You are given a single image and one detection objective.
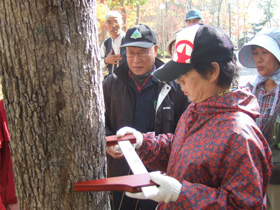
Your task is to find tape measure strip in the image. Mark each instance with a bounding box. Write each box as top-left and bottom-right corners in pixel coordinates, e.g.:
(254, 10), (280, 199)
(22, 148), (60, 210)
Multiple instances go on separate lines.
(118, 140), (159, 198)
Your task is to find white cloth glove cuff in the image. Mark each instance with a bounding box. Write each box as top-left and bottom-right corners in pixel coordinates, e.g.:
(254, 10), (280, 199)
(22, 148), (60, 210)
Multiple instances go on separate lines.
(168, 179), (181, 202)
(150, 172), (182, 203)
(125, 172), (182, 203)
(116, 126), (143, 149)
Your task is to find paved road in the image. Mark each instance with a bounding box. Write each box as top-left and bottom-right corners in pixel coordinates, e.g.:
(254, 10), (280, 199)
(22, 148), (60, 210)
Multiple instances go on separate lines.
(238, 64), (258, 86)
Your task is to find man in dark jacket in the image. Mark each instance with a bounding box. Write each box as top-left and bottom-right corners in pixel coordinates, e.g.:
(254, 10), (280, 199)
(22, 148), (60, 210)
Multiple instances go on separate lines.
(103, 24), (190, 210)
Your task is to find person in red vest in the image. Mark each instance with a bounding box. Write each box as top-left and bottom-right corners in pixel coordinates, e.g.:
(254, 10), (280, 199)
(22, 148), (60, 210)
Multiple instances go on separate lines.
(0, 99), (18, 210)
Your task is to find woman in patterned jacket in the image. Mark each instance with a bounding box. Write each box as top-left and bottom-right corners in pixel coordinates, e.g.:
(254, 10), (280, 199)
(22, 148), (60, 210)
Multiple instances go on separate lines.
(115, 25), (273, 209)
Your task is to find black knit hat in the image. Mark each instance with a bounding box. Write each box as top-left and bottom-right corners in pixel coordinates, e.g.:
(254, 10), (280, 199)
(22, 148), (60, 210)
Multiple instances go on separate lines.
(121, 24), (157, 49)
(153, 24), (234, 82)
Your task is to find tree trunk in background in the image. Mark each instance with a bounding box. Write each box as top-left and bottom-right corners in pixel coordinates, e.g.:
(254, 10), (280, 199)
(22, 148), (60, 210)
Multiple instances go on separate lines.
(121, 7), (127, 31)
(228, 2), (231, 38)
(136, 5), (140, 25)
(0, 0), (109, 209)
(217, 0), (223, 27)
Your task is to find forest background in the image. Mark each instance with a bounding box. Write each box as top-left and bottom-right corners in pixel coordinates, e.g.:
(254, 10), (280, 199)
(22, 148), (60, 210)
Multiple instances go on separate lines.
(97, 0), (280, 59)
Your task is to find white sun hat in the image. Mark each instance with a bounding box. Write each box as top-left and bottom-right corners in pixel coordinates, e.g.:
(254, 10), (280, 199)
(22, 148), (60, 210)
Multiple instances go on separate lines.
(238, 28), (280, 68)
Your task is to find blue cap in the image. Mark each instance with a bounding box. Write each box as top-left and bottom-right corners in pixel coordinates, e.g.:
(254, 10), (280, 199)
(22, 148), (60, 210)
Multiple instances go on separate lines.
(185, 10), (202, 21)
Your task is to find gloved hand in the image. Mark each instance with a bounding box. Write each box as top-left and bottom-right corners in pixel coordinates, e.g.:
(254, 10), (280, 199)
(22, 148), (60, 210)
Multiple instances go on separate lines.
(126, 172), (182, 203)
(106, 145), (124, 159)
(116, 126), (143, 149)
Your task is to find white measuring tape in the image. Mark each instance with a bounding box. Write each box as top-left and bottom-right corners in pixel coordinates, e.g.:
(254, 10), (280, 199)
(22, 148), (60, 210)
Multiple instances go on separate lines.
(118, 140), (159, 198)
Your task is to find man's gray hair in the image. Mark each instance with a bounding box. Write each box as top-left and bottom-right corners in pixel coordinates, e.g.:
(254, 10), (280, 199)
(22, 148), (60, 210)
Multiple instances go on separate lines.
(105, 11), (123, 24)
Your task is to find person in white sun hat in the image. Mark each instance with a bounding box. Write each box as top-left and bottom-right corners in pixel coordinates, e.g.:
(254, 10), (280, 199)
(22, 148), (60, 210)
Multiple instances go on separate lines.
(114, 24), (272, 209)
(238, 27), (280, 210)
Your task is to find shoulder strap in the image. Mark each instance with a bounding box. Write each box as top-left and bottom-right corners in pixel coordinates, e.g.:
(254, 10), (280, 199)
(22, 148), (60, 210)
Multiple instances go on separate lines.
(104, 37), (114, 55)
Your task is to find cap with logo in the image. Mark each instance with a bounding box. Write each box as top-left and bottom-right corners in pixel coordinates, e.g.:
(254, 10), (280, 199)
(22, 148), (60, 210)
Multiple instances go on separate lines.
(185, 10), (202, 21)
(153, 24), (234, 82)
(121, 24), (157, 49)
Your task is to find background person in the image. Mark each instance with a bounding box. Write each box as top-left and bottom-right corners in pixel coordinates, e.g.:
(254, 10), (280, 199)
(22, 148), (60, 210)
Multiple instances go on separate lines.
(116, 24), (272, 209)
(238, 27), (280, 210)
(100, 11), (126, 78)
(166, 29), (182, 57)
(185, 9), (203, 27)
(103, 24), (189, 210)
(165, 9), (203, 58)
(0, 99), (18, 210)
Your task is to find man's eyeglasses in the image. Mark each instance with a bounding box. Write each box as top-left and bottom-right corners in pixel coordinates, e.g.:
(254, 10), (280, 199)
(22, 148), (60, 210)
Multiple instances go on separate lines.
(126, 49), (152, 58)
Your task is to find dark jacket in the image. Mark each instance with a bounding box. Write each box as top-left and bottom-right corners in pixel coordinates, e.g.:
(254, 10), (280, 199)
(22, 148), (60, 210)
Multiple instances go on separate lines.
(104, 36), (126, 76)
(103, 58), (190, 177)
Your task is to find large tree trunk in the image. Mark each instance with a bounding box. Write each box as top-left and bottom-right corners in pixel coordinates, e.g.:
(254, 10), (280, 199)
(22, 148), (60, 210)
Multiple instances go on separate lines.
(0, 0), (109, 209)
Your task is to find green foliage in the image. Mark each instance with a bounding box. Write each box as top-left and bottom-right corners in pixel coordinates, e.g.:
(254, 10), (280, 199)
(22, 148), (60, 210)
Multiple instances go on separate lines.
(97, 4), (109, 27)
(251, 21), (267, 34)
(257, 0), (275, 26)
(246, 0), (276, 37)
(109, 0), (149, 9)
(238, 36), (250, 49)
(97, 0), (280, 50)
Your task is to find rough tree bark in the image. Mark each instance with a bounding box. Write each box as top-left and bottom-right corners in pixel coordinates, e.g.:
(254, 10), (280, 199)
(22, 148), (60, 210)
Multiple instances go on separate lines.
(0, 0), (109, 209)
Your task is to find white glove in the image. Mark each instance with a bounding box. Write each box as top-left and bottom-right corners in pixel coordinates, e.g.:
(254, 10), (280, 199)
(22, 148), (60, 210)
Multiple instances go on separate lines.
(116, 126), (143, 149)
(126, 172), (182, 203)
(106, 145), (124, 159)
